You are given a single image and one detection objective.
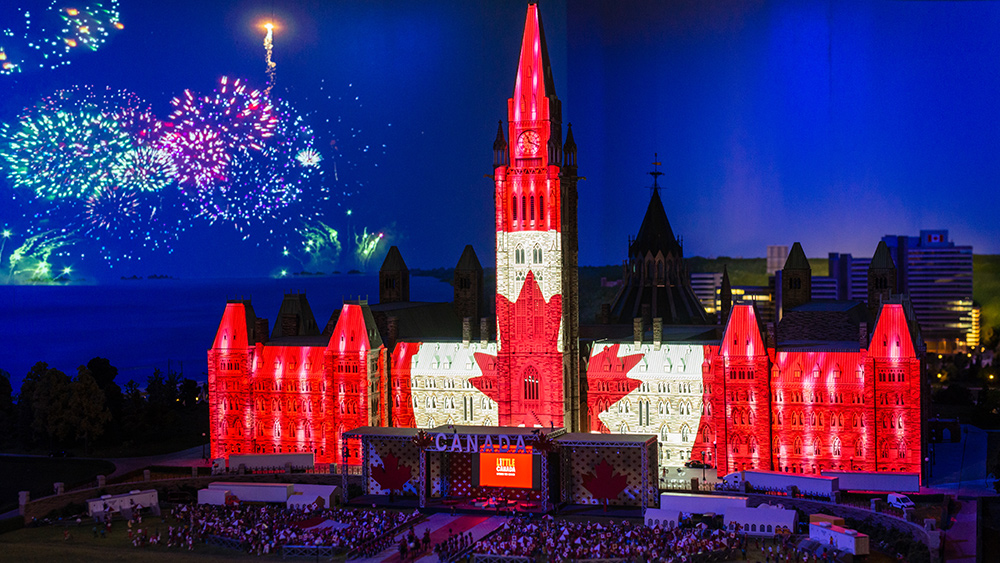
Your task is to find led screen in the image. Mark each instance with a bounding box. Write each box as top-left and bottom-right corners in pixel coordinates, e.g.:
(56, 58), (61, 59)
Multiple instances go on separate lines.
(478, 450), (534, 489)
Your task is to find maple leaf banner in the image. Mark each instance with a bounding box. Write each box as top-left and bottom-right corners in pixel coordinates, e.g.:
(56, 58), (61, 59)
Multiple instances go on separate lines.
(585, 343), (645, 433)
(582, 458), (629, 501)
(370, 452), (414, 493)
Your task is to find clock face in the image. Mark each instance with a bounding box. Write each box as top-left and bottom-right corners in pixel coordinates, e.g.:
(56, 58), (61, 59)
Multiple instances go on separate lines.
(517, 130), (541, 156)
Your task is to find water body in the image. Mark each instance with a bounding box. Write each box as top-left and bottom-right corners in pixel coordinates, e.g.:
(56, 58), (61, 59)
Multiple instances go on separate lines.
(0, 274), (453, 392)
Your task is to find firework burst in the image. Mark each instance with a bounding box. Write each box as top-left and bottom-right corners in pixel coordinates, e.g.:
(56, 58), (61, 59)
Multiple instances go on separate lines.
(84, 184), (139, 230)
(0, 1), (123, 75)
(111, 146), (177, 193)
(0, 108), (133, 200)
(182, 96), (323, 237)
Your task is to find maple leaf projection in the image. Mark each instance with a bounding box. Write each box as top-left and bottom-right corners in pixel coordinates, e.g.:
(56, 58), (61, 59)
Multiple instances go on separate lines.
(370, 452), (413, 492)
(586, 343), (645, 432)
(582, 458), (629, 501)
(390, 342), (422, 427)
(472, 271), (564, 426)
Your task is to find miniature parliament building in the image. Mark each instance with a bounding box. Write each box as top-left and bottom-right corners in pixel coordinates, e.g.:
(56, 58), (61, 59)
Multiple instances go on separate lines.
(208, 4), (924, 496)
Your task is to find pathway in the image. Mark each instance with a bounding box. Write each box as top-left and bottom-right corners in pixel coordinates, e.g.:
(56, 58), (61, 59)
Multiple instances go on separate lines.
(354, 513), (508, 563)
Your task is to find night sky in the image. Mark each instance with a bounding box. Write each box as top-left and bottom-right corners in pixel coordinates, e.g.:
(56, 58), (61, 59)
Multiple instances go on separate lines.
(1, 0), (997, 280)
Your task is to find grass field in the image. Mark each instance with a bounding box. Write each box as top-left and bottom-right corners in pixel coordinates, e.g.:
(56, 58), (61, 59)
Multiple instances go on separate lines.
(0, 516), (258, 563)
(974, 254), (1000, 336)
(0, 457), (116, 515)
(0, 515), (895, 563)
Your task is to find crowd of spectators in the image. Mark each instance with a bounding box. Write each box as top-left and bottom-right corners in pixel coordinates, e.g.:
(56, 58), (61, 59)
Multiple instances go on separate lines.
(472, 516), (741, 562)
(130, 503), (419, 555)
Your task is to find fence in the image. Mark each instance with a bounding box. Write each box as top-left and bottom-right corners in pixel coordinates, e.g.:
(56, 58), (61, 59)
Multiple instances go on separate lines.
(472, 555), (532, 563)
(204, 534), (244, 551)
(345, 513), (425, 560)
(282, 545), (338, 559)
(658, 478), (719, 492)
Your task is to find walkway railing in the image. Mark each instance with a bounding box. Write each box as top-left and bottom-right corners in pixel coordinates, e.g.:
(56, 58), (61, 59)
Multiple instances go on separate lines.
(282, 545), (337, 559)
(472, 555), (532, 563)
(345, 512), (426, 559)
(204, 534), (243, 551)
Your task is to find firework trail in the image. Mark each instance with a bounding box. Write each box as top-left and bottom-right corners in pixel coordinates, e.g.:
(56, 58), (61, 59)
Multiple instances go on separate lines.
(354, 227), (384, 271)
(264, 23), (277, 97)
(6, 229), (76, 283)
(292, 221), (342, 271)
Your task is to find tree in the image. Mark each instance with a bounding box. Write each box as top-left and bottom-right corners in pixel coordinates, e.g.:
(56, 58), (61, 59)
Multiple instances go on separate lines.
(86, 357), (122, 422)
(0, 370), (14, 445)
(68, 367), (111, 454)
(30, 364), (74, 445)
(179, 378), (200, 408)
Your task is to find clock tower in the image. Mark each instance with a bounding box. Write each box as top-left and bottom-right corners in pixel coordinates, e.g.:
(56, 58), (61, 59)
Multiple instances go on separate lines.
(492, 3), (580, 430)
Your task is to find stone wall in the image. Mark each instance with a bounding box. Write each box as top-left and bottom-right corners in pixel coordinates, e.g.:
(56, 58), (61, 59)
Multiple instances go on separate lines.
(742, 493), (941, 561)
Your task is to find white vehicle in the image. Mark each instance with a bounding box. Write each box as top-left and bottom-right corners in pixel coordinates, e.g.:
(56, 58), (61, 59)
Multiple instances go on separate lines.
(809, 522), (869, 555)
(722, 470), (839, 498)
(208, 482), (294, 503)
(820, 470), (920, 493)
(887, 493), (916, 510)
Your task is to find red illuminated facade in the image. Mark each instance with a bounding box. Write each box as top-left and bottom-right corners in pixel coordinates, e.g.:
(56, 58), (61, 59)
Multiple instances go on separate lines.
(481, 3), (581, 429)
(208, 298), (386, 465)
(210, 3), (924, 479)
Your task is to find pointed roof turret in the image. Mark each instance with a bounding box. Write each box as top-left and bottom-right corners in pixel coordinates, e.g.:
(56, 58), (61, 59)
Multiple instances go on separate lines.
(563, 122), (576, 151)
(783, 242), (810, 271)
(493, 121), (507, 151)
(380, 246), (408, 273)
(456, 244), (482, 271)
(630, 185), (681, 258)
(870, 240), (896, 270)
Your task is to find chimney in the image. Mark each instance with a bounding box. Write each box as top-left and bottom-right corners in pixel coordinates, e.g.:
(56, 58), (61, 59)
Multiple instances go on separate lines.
(600, 303), (611, 325)
(765, 323), (776, 348)
(653, 318), (663, 349)
(859, 323), (868, 348)
(387, 316), (399, 350)
(480, 317), (490, 346)
(254, 318), (270, 344)
(633, 317), (643, 346)
(462, 317), (471, 346)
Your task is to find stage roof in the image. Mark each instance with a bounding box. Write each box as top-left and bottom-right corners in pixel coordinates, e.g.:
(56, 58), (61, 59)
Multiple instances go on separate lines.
(556, 432), (656, 445)
(427, 425), (564, 437)
(342, 425), (566, 439)
(343, 427), (421, 438)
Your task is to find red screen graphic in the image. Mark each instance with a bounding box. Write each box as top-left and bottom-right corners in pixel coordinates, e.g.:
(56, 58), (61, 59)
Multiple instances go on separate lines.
(479, 450), (533, 489)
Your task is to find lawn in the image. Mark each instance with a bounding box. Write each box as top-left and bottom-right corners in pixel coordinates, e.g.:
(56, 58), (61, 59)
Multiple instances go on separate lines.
(974, 254), (1000, 336)
(0, 516), (284, 562)
(0, 457), (116, 515)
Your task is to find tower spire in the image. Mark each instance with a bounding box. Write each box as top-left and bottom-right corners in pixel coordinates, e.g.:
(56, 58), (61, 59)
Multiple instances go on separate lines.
(649, 153), (663, 193)
(512, 3), (557, 123)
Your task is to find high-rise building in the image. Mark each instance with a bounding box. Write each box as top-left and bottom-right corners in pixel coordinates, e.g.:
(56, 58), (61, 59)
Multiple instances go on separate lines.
(767, 245), (789, 276)
(830, 230), (973, 353)
(884, 231), (973, 353)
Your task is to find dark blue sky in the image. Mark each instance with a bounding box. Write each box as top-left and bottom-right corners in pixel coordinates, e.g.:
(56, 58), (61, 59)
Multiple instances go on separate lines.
(1, 0), (997, 278)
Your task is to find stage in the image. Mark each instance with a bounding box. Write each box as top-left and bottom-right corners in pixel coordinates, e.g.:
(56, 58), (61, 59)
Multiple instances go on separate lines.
(342, 425), (659, 511)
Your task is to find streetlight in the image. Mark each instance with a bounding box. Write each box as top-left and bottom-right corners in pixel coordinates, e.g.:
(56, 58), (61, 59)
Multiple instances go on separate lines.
(202, 432), (207, 462)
